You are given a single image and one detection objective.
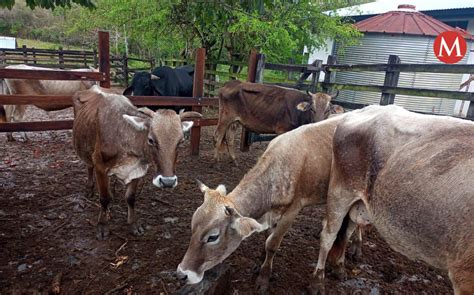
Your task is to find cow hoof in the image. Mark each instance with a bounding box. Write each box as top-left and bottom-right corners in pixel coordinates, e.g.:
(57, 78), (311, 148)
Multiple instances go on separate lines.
(332, 266), (347, 281)
(96, 224), (110, 240)
(7, 136), (15, 142)
(255, 274), (270, 294)
(130, 223), (145, 236)
(348, 243), (363, 262)
(307, 282), (325, 295)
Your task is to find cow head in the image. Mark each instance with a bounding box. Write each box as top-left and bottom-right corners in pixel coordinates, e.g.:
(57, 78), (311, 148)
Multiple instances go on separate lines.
(123, 72), (159, 96)
(177, 180), (265, 284)
(122, 108), (201, 188)
(296, 90), (339, 122)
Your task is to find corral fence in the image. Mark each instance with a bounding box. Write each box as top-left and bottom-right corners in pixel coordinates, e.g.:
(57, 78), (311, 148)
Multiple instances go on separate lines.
(236, 53), (474, 151)
(0, 45), (97, 69)
(0, 45), (157, 87)
(0, 32), (262, 156)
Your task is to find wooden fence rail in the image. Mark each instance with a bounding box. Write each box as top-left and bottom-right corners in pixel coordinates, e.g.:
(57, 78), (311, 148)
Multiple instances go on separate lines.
(0, 33), (237, 156)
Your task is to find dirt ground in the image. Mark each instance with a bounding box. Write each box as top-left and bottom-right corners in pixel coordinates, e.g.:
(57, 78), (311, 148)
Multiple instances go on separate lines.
(0, 106), (452, 294)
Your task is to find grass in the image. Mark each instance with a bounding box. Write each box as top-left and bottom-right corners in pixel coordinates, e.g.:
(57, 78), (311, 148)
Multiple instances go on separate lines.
(16, 38), (88, 51)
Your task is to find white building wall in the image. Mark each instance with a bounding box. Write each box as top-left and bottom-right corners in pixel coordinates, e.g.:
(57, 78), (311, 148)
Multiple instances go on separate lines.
(454, 19), (474, 117)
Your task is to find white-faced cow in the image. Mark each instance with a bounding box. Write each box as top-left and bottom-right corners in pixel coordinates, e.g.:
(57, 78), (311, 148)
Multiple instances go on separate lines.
(1, 64), (97, 141)
(73, 85), (201, 239)
(177, 114), (362, 293)
(214, 80), (340, 163)
(311, 105), (474, 295)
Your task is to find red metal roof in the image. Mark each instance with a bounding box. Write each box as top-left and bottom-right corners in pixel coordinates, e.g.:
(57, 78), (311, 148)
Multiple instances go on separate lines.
(354, 5), (473, 39)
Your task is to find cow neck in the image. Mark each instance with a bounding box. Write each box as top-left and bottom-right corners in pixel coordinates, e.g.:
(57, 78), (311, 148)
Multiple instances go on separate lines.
(227, 157), (280, 219)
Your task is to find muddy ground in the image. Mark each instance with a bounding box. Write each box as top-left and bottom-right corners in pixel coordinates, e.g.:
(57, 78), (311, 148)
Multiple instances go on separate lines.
(0, 106), (452, 294)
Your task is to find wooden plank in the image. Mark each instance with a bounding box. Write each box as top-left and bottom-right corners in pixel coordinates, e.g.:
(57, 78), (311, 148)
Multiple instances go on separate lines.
(190, 48), (206, 156)
(129, 96), (219, 107)
(0, 118), (217, 132)
(322, 55), (337, 95)
(327, 63), (474, 74)
(0, 48), (95, 55)
(0, 94), (219, 106)
(0, 69), (105, 81)
(240, 50), (260, 152)
(0, 120), (73, 132)
(380, 55), (401, 105)
(324, 82), (474, 101)
(98, 31), (111, 88)
(265, 63), (321, 72)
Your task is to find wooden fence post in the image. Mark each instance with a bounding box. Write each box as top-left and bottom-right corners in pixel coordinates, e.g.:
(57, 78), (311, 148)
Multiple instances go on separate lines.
(323, 55), (337, 94)
(310, 60), (323, 93)
(467, 103), (474, 119)
(32, 48), (37, 65)
(122, 53), (129, 87)
(93, 49), (98, 68)
(190, 48), (206, 156)
(98, 31), (111, 88)
(58, 47), (64, 69)
(22, 45), (27, 64)
(380, 55), (401, 105)
(239, 50), (259, 152)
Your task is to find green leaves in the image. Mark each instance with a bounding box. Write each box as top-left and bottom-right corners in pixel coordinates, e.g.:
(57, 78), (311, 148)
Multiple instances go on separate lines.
(1, 0), (96, 10)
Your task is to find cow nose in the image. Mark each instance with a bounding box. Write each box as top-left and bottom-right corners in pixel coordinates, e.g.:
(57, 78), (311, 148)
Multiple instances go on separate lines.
(153, 175), (178, 188)
(176, 265), (188, 282)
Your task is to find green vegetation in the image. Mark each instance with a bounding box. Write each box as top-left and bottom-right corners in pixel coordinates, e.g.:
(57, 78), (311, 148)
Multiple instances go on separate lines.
(17, 38), (84, 50)
(1, 0), (369, 65)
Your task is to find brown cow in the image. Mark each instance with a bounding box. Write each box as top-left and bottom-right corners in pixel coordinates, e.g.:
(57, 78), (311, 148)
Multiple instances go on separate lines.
(311, 105), (474, 295)
(1, 64), (97, 141)
(177, 114), (361, 293)
(214, 80), (339, 162)
(73, 85), (201, 239)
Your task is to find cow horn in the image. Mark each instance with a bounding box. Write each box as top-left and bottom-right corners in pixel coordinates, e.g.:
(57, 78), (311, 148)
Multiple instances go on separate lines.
(137, 107), (155, 117)
(330, 90), (339, 99)
(306, 89), (314, 96)
(151, 74), (160, 80)
(179, 111), (202, 120)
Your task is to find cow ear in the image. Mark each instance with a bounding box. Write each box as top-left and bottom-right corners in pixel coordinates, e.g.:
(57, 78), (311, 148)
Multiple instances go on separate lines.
(231, 216), (264, 238)
(296, 101), (311, 112)
(215, 184), (227, 196)
(123, 87), (133, 95)
(182, 121), (194, 133)
(123, 114), (149, 131)
(196, 179), (209, 193)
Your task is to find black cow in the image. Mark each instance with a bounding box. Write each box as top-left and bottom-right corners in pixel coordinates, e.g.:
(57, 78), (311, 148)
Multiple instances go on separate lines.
(123, 65), (194, 112)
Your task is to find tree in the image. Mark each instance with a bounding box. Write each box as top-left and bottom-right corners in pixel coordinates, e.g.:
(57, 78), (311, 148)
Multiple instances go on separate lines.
(1, 0), (95, 10)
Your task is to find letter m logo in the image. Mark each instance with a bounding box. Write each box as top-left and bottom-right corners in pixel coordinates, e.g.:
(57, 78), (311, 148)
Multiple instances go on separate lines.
(433, 31), (467, 64)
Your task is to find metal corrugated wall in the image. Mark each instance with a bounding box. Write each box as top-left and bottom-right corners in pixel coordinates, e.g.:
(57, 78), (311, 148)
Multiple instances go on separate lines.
(334, 34), (468, 114)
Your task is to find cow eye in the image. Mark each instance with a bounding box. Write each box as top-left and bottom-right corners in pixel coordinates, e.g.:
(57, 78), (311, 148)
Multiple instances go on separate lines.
(147, 137), (155, 146)
(207, 234), (219, 244)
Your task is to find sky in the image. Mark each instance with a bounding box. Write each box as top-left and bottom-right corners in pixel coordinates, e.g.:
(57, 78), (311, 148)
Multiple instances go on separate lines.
(336, 0), (474, 16)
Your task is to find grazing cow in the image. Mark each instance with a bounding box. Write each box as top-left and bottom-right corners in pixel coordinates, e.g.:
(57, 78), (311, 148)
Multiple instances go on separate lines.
(73, 85), (201, 239)
(1, 64), (97, 141)
(177, 114), (362, 293)
(123, 65), (194, 112)
(214, 80), (339, 162)
(311, 105), (474, 295)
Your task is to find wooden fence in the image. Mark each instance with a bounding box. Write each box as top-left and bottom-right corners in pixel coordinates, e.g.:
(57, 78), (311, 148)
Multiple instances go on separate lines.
(237, 53), (474, 150)
(0, 32), (262, 156)
(0, 45), (97, 69)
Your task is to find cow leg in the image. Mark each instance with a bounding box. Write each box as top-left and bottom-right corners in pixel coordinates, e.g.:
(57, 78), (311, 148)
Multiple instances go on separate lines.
(310, 189), (358, 294)
(327, 217), (358, 280)
(348, 226), (364, 261)
(95, 166), (111, 240)
(255, 206), (302, 294)
(125, 178), (144, 236)
(225, 122), (239, 164)
(213, 116), (235, 162)
(86, 166), (95, 198)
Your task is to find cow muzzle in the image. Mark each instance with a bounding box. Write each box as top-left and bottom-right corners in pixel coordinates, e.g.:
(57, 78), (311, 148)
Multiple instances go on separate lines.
(176, 264), (203, 285)
(153, 175), (178, 188)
